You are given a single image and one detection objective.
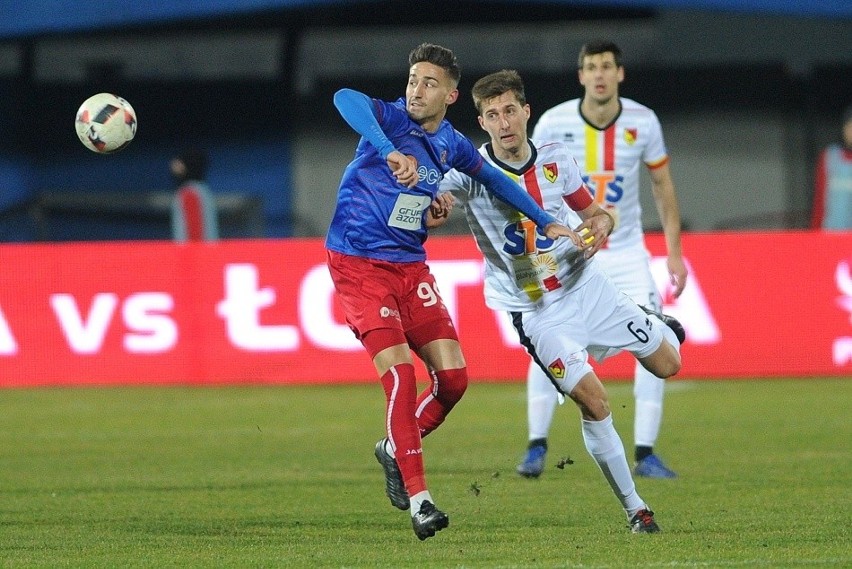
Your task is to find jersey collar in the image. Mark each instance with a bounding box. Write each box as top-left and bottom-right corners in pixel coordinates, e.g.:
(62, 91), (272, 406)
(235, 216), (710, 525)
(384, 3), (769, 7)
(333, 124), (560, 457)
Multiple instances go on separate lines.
(484, 139), (538, 175)
(578, 98), (623, 131)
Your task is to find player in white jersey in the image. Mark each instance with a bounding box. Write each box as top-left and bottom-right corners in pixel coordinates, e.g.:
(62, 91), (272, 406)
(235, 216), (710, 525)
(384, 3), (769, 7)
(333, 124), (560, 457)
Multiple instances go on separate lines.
(519, 40), (689, 479)
(434, 69), (683, 533)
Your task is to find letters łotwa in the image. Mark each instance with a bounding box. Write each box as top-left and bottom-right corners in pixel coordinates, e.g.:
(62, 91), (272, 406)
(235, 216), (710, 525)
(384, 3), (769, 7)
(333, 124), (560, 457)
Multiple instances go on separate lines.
(0, 234), (849, 386)
(0, 259), (488, 356)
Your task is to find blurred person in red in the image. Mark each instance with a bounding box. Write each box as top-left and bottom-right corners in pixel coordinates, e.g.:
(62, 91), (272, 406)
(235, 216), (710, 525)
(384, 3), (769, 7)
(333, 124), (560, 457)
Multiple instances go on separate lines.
(812, 104), (852, 230)
(170, 148), (219, 241)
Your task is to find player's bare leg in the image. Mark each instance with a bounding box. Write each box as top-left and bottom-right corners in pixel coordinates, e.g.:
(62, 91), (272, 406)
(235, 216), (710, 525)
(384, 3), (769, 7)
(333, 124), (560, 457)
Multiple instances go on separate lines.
(569, 371), (660, 532)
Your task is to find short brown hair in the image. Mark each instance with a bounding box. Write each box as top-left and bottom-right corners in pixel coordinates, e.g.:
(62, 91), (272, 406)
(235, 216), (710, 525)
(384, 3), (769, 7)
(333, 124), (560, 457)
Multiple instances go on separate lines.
(408, 43), (461, 84)
(578, 40), (623, 69)
(471, 69), (526, 115)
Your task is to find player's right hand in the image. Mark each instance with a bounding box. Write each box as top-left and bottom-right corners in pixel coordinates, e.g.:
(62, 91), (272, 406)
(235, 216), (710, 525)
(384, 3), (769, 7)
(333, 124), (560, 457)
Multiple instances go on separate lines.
(387, 151), (418, 188)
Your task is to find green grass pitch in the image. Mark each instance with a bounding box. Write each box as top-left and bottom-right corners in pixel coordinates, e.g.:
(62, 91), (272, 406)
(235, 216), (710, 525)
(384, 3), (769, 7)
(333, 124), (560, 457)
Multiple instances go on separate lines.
(0, 377), (849, 568)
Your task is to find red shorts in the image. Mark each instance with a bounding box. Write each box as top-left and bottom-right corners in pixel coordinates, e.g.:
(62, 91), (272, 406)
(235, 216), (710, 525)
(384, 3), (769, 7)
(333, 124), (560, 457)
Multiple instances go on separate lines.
(327, 250), (458, 348)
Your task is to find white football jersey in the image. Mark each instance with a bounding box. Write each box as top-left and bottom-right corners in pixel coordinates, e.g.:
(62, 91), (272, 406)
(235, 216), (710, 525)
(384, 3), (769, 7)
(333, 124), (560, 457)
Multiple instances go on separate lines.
(440, 140), (597, 312)
(532, 97), (668, 250)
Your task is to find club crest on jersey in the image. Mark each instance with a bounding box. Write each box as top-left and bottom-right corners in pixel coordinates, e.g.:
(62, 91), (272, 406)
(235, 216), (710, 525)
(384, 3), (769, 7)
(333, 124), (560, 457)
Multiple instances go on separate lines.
(547, 358), (566, 379)
(624, 128), (638, 145)
(440, 150), (448, 165)
(542, 162), (558, 183)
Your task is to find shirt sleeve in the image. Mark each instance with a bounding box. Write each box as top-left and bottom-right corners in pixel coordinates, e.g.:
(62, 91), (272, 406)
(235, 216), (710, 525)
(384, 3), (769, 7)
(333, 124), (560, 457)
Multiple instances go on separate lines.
(471, 161), (557, 229)
(439, 168), (464, 195)
(333, 88), (396, 159)
(562, 155), (594, 211)
(642, 110), (669, 166)
(563, 185), (594, 211)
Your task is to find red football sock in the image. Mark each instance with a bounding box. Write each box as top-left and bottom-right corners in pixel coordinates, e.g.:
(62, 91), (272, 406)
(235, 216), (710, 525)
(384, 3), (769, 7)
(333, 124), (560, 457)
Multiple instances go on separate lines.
(416, 367), (468, 438)
(380, 363), (426, 496)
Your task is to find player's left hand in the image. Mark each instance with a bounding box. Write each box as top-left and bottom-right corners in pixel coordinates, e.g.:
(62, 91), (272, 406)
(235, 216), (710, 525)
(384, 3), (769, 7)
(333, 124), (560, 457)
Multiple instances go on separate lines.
(574, 211), (613, 258)
(425, 192), (455, 229)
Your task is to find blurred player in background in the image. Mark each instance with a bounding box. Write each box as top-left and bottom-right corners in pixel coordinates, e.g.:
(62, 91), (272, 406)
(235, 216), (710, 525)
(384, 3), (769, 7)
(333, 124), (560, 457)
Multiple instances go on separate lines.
(811, 103), (852, 229)
(437, 69), (683, 532)
(518, 39), (688, 479)
(326, 43), (574, 541)
(170, 148), (219, 242)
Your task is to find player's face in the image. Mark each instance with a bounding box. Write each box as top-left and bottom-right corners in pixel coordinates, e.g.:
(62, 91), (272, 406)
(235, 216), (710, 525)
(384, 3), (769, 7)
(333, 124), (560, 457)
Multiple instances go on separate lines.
(578, 52), (624, 105)
(477, 91), (531, 159)
(843, 120), (852, 149)
(406, 62), (459, 133)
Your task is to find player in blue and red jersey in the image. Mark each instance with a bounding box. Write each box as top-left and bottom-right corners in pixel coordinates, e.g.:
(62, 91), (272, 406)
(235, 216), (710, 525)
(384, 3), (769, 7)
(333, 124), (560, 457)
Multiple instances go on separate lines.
(325, 43), (579, 541)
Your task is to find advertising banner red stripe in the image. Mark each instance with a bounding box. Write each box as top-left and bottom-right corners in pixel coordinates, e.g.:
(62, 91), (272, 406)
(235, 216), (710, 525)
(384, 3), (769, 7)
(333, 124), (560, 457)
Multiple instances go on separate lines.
(1, 232), (850, 387)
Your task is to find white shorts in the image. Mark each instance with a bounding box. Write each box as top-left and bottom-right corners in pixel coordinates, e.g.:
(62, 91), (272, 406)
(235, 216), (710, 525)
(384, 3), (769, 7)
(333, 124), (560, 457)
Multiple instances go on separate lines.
(511, 268), (665, 394)
(595, 245), (661, 312)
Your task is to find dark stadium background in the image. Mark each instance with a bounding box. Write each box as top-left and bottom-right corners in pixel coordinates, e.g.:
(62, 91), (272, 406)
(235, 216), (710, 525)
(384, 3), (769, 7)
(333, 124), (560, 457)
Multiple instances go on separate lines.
(0, 0), (850, 241)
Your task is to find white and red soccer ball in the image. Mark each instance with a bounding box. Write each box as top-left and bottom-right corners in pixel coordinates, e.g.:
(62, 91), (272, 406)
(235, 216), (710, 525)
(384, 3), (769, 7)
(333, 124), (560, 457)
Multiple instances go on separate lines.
(75, 93), (137, 154)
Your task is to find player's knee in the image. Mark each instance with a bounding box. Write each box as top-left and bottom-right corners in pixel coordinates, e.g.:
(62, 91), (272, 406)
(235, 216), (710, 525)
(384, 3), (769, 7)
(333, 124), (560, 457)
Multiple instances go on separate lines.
(657, 344), (681, 377)
(641, 342), (681, 378)
(434, 367), (468, 408)
(667, 353), (682, 377)
(568, 372), (610, 421)
(574, 396), (610, 421)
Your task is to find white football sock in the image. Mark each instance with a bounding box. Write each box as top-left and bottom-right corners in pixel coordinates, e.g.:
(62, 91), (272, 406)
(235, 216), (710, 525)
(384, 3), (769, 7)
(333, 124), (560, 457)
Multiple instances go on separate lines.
(409, 490), (433, 516)
(527, 363), (560, 440)
(384, 438), (396, 459)
(581, 414), (645, 514)
(633, 363), (664, 448)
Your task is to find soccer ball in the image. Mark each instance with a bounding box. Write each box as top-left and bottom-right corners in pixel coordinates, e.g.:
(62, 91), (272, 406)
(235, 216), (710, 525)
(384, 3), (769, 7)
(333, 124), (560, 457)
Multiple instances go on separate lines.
(75, 93), (137, 154)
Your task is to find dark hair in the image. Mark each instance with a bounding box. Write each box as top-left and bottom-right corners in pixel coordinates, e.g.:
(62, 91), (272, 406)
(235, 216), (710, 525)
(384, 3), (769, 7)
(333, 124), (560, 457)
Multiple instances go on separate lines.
(578, 40), (623, 69)
(408, 43), (461, 84)
(471, 69), (526, 115)
(177, 148), (208, 181)
(844, 103), (852, 125)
